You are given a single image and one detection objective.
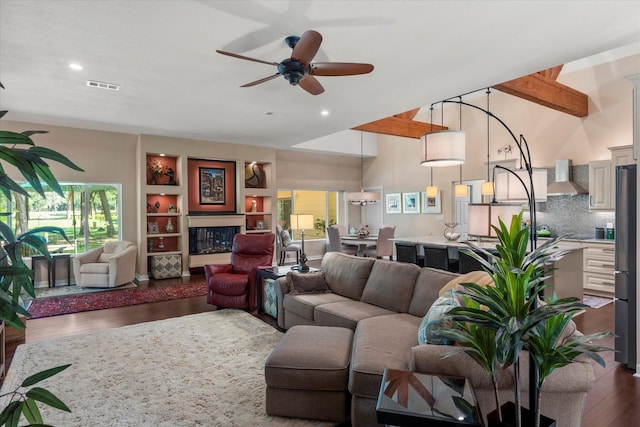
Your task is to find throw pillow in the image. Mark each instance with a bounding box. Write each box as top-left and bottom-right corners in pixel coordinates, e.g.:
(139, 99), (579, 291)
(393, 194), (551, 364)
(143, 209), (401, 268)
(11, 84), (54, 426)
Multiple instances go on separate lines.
(280, 229), (292, 247)
(286, 271), (329, 295)
(98, 253), (115, 263)
(418, 289), (460, 345)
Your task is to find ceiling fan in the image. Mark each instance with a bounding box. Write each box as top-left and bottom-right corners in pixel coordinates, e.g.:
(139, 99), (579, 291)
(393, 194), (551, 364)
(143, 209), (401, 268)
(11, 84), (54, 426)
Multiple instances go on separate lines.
(216, 30), (374, 95)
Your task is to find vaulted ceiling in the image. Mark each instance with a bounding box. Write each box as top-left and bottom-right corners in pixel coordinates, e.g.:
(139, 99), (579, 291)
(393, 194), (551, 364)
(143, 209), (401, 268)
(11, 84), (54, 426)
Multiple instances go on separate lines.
(0, 1), (638, 151)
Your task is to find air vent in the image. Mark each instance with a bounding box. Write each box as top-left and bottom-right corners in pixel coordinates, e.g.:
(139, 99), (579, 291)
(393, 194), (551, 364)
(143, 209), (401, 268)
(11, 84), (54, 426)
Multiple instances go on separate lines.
(86, 80), (120, 91)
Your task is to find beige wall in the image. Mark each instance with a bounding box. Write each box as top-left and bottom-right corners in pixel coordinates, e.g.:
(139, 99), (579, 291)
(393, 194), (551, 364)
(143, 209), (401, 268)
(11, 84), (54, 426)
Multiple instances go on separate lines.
(366, 54), (639, 239)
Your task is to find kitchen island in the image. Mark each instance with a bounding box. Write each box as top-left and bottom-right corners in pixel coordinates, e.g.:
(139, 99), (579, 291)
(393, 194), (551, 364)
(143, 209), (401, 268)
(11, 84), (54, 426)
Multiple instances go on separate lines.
(391, 236), (584, 301)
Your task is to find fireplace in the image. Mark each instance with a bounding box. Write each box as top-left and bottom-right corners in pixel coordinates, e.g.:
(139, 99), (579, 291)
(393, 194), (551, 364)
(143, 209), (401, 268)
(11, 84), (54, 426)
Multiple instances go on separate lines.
(189, 226), (240, 255)
(187, 215), (245, 268)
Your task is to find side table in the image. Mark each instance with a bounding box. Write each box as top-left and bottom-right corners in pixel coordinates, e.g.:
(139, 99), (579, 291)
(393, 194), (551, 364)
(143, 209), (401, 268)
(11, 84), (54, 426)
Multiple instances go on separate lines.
(376, 368), (482, 427)
(30, 254), (72, 288)
(256, 266), (320, 316)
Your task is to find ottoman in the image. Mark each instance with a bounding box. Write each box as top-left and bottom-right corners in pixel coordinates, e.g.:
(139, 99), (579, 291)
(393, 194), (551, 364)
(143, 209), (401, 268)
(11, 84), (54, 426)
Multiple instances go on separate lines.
(264, 325), (354, 422)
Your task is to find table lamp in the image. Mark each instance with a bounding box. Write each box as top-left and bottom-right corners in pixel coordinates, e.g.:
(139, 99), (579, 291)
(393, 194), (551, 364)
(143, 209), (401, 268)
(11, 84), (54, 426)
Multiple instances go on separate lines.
(290, 214), (314, 272)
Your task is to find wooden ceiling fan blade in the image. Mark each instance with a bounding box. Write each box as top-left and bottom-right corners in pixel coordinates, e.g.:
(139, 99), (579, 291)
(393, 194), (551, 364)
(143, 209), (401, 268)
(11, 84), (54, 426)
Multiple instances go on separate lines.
(299, 75), (324, 95)
(291, 30), (322, 66)
(241, 73), (281, 87)
(310, 62), (374, 76)
(216, 50), (279, 66)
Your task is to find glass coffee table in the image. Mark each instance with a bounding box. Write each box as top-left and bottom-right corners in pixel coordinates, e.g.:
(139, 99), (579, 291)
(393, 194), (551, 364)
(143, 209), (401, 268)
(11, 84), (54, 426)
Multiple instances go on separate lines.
(376, 368), (482, 427)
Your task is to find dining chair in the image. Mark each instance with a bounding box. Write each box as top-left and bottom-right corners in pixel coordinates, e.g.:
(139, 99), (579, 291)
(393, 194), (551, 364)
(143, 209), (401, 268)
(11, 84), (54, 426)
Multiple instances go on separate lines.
(276, 224), (301, 266)
(458, 249), (489, 273)
(394, 242), (424, 267)
(326, 225), (357, 255)
(364, 225), (395, 260)
(421, 243), (450, 271)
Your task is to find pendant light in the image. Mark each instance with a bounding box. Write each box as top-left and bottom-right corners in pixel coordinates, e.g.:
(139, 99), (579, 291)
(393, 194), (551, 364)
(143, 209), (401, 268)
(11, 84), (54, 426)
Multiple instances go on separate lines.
(424, 106), (439, 197)
(481, 88), (495, 197)
(420, 102), (465, 167)
(345, 132), (381, 205)
(453, 100), (468, 197)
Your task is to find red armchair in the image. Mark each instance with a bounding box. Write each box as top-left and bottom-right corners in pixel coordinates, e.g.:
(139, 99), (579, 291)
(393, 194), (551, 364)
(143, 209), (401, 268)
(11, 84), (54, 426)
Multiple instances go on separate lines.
(204, 233), (275, 309)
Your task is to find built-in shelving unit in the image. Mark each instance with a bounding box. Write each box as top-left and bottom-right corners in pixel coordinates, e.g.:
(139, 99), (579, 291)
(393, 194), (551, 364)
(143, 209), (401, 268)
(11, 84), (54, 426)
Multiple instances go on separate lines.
(137, 143), (277, 280)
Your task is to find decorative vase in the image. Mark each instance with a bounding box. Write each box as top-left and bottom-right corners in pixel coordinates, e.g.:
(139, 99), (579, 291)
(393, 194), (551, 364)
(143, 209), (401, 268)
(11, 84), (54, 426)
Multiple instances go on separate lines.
(487, 402), (557, 427)
(357, 227), (369, 238)
(444, 222), (460, 241)
(165, 218), (175, 233)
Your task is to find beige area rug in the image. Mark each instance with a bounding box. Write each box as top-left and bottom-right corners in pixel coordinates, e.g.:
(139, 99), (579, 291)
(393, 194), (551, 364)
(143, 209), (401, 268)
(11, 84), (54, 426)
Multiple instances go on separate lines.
(1, 310), (333, 427)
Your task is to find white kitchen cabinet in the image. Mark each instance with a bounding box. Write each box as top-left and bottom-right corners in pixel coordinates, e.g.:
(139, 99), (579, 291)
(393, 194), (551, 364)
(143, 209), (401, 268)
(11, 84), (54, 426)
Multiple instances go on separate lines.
(588, 160), (613, 211)
(610, 145), (636, 167)
(583, 243), (616, 297)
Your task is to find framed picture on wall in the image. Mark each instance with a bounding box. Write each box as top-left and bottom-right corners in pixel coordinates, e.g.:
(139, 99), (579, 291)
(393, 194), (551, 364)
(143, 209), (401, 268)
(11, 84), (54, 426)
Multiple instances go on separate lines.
(402, 192), (420, 214)
(386, 193), (401, 214)
(422, 191), (442, 214)
(199, 167), (226, 205)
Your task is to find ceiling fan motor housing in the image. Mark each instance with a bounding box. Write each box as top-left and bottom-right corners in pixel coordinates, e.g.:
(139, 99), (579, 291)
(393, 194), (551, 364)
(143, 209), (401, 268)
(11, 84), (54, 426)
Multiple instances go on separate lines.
(277, 59), (308, 86)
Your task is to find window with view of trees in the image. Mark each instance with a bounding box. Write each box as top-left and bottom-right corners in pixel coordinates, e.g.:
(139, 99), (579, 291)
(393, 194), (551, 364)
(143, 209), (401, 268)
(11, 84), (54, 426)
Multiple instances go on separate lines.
(277, 189), (340, 240)
(0, 183), (121, 255)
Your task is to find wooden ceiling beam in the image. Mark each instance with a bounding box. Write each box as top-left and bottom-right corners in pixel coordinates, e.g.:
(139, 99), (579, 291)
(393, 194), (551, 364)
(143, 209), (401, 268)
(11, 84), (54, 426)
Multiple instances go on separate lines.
(493, 70), (588, 117)
(352, 116), (446, 139)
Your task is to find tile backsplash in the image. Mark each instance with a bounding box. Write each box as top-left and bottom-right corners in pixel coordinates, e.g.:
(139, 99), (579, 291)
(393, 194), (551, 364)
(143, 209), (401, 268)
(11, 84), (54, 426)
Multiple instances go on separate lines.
(536, 164), (615, 239)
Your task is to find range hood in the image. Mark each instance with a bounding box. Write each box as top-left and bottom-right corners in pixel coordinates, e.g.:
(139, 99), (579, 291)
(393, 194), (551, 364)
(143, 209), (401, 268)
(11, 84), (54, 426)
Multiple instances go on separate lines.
(547, 159), (586, 196)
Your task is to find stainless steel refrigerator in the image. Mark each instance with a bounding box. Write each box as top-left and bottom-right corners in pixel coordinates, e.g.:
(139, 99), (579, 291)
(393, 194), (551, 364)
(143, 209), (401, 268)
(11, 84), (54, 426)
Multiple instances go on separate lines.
(615, 164), (637, 369)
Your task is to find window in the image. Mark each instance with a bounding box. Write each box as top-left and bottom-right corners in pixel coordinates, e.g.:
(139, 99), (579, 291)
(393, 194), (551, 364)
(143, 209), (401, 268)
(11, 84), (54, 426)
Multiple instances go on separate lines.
(277, 190), (340, 240)
(0, 183), (122, 254)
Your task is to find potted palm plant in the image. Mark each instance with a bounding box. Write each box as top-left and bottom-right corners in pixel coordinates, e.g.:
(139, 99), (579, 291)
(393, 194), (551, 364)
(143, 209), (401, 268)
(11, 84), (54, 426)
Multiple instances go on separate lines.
(0, 82), (84, 424)
(440, 212), (612, 427)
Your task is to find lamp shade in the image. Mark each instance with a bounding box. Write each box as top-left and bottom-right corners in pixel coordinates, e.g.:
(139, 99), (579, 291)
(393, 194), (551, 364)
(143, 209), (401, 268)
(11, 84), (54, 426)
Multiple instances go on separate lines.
(494, 168), (547, 202)
(455, 183), (468, 197)
(481, 181), (494, 196)
(468, 203), (522, 237)
(345, 191), (381, 205)
(290, 214), (314, 230)
(420, 130), (466, 167)
(426, 185), (439, 198)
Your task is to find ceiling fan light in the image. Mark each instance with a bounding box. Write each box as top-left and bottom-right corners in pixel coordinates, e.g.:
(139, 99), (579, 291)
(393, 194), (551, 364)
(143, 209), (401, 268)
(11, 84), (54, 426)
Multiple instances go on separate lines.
(420, 130), (466, 167)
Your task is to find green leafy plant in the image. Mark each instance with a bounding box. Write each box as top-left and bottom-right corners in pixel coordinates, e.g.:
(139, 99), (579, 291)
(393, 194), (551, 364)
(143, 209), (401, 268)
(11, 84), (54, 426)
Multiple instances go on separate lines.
(440, 212), (612, 427)
(1, 82), (83, 425)
(313, 218), (336, 232)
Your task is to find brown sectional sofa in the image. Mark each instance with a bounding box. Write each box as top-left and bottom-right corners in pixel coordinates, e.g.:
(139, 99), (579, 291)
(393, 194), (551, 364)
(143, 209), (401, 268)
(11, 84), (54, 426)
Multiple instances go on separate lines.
(274, 251), (595, 427)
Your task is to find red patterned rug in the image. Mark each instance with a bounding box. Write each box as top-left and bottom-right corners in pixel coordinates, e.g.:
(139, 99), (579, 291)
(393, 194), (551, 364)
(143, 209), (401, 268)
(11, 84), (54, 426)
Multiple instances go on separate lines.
(27, 283), (208, 319)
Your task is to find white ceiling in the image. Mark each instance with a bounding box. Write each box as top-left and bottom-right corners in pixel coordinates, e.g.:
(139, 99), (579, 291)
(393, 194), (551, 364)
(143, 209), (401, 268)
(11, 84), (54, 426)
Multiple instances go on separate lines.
(1, 1), (639, 152)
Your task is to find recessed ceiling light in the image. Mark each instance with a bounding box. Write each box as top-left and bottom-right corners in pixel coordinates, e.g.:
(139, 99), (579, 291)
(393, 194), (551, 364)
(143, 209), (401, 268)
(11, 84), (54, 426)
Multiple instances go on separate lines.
(321, 110), (329, 116)
(69, 63), (83, 71)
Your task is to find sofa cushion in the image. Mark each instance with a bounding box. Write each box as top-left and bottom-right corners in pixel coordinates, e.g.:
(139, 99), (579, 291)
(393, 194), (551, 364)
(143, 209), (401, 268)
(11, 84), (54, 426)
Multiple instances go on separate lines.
(349, 313), (422, 398)
(408, 267), (460, 317)
(98, 253), (116, 263)
(321, 252), (375, 300)
(283, 292), (351, 325)
(360, 260), (420, 313)
(314, 300), (396, 330)
(286, 271), (329, 295)
(418, 289), (460, 345)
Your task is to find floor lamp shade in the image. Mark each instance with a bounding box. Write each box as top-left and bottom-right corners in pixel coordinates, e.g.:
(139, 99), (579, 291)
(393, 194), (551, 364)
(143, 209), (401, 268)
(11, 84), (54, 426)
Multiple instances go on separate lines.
(494, 168), (547, 202)
(420, 130), (465, 167)
(290, 214), (314, 231)
(468, 204), (522, 237)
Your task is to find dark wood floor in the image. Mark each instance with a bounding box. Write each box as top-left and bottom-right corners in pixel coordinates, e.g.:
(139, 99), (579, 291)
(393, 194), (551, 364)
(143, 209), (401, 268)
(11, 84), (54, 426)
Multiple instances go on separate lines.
(4, 267), (639, 426)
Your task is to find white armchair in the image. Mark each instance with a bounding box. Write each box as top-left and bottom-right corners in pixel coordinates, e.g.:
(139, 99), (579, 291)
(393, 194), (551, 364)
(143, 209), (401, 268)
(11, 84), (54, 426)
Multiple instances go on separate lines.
(73, 241), (137, 288)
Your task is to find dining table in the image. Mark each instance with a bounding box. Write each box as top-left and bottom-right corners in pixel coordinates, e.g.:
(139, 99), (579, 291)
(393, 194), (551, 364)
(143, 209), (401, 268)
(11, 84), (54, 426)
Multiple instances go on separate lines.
(340, 235), (378, 257)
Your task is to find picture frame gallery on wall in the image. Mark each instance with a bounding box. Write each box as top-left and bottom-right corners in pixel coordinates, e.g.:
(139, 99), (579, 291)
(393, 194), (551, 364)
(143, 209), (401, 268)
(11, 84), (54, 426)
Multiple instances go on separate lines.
(402, 192), (420, 214)
(422, 191), (442, 214)
(385, 193), (401, 214)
